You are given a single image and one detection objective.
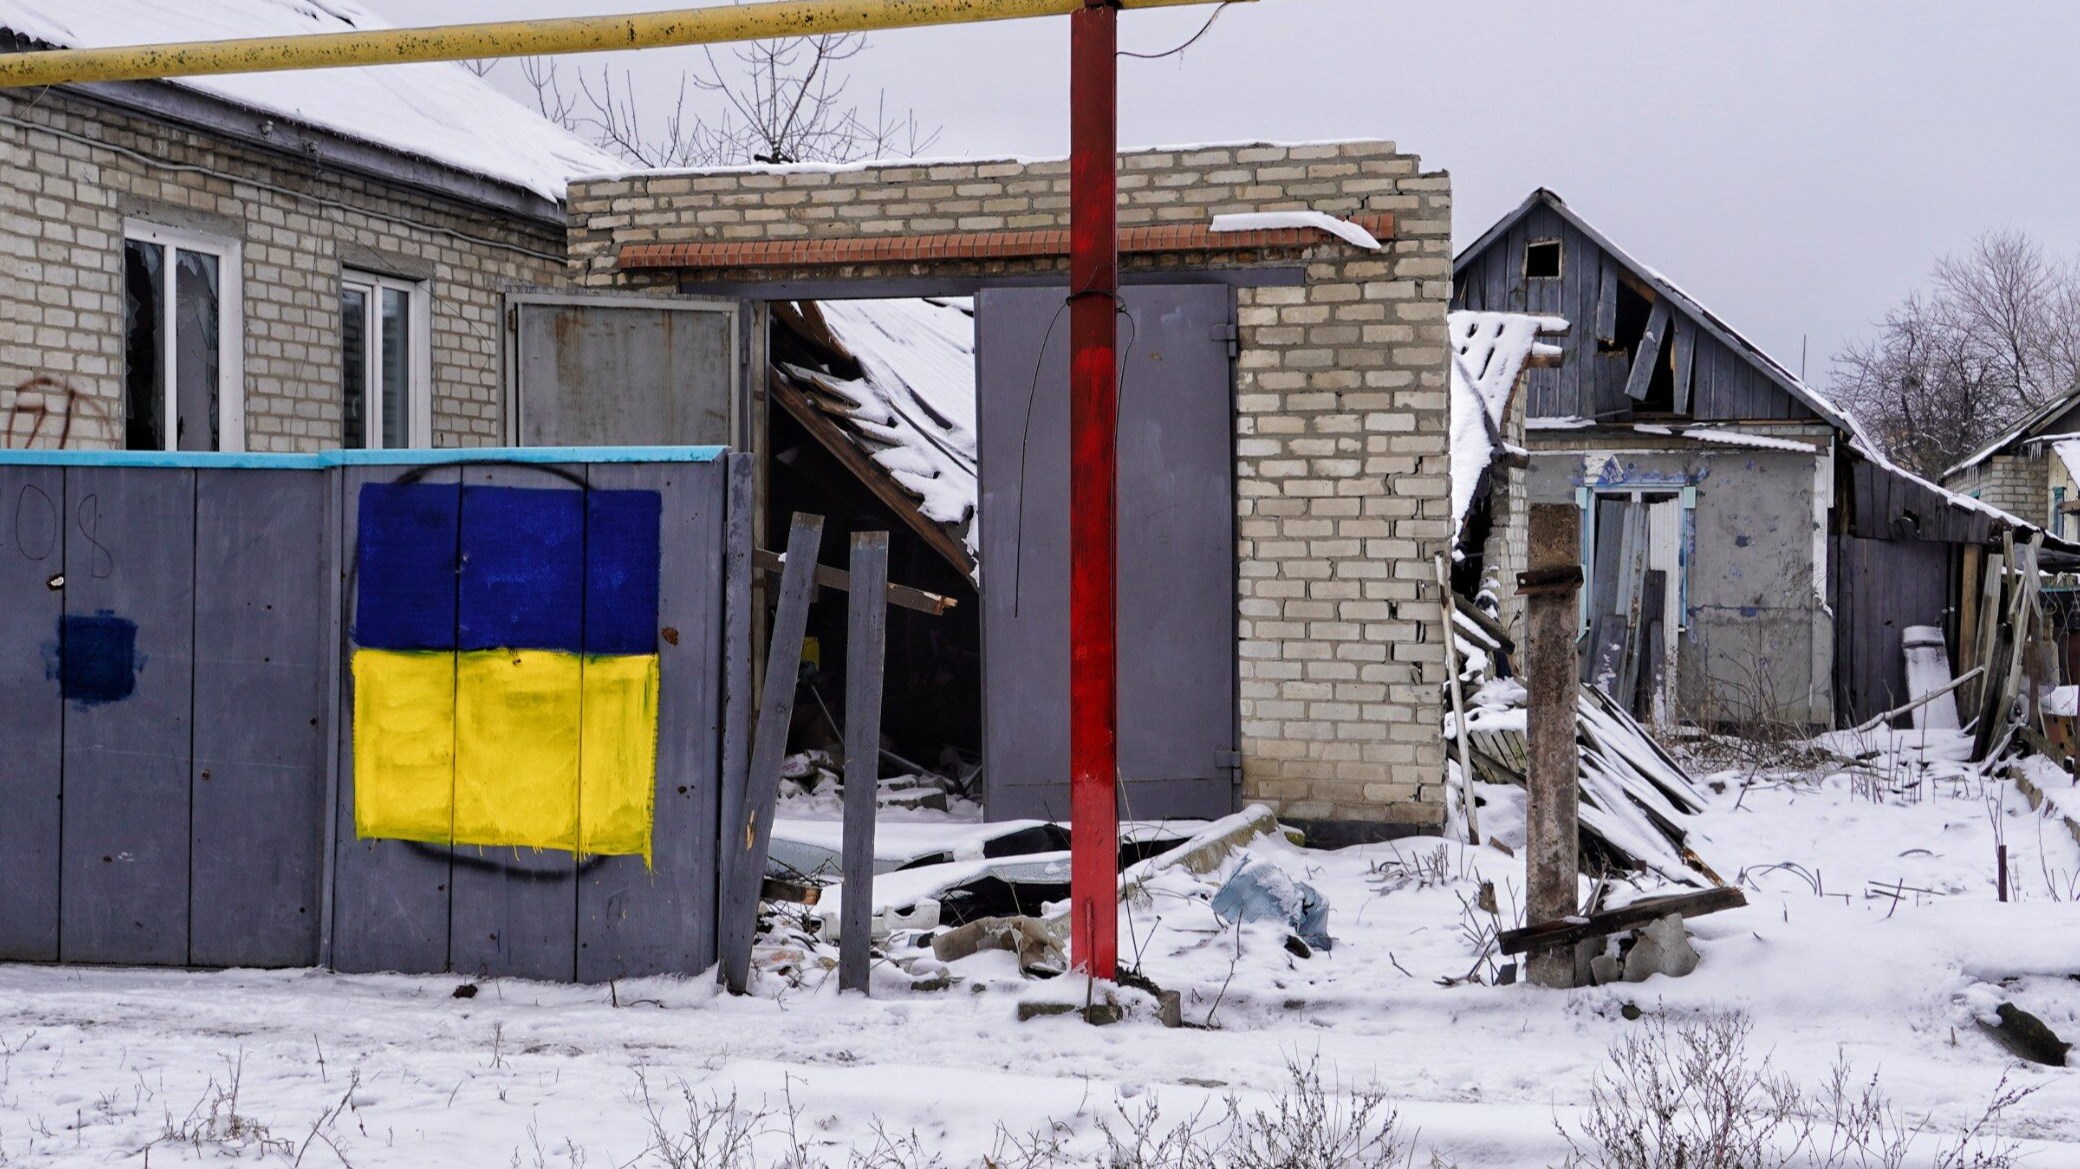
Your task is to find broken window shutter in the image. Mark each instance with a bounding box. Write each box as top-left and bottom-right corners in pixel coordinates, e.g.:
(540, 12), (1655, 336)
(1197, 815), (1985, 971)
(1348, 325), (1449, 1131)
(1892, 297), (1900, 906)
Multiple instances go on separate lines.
(1624, 299), (1671, 402)
(1595, 258), (1618, 344)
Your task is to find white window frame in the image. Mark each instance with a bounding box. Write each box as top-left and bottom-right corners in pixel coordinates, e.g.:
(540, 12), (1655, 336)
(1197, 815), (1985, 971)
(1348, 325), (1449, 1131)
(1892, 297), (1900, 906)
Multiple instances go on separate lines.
(341, 270), (434, 449)
(123, 219), (245, 452)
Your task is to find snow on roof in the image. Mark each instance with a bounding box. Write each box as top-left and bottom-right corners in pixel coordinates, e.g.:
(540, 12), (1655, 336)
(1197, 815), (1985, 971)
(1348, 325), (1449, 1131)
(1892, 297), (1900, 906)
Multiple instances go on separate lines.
(1449, 310), (1567, 541)
(0, 0), (621, 202)
(2054, 439), (2080, 491)
(774, 298), (979, 575)
(1210, 211), (1381, 251)
(1945, 387), (2080, 478)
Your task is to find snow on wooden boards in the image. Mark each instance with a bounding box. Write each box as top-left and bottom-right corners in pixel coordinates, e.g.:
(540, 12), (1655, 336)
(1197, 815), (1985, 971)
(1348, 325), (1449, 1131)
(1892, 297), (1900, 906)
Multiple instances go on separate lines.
(1459, 679), (1714, 885)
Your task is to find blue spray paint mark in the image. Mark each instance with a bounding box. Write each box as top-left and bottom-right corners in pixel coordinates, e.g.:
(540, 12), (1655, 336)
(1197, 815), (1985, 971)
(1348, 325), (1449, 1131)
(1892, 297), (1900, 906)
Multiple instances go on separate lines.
(47, 611), (142, 706)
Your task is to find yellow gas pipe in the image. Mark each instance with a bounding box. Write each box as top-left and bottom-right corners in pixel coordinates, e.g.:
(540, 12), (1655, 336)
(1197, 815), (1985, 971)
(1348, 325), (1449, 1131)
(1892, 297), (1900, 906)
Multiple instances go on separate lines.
(0, 0), (1243, 89)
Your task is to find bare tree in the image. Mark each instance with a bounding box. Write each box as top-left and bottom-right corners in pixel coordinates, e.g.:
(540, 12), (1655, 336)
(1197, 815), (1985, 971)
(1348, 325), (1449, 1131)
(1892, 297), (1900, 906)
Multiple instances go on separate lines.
(1833, 230), (2080, 476)
(482, 33), (938, 169)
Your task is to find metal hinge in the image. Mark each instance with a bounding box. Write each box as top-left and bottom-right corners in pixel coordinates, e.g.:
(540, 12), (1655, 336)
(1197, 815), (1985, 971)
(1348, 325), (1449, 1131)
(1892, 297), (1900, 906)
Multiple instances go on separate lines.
(1211, 322), (1239, 359)
(1215, 749), (1243, 789)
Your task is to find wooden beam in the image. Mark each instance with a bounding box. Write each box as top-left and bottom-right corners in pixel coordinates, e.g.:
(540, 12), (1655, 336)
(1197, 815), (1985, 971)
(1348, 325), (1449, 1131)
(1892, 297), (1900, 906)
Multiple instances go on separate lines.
(752, 548), (954, 616)
(839, 532), (890, 995)
(1672, 316), (1697, 414)
(1594, 258), (1618, 344)
(768, 371), (976, 581)
(1624, 298), (1672, 402)
(1523, 503), (1584, 987)
(1498, 886), (1747, 956)
(720, 512), (824, 996)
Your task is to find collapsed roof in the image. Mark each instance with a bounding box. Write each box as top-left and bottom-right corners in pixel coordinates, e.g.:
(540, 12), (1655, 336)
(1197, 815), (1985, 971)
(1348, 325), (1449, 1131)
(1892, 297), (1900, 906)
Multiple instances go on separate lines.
(1449, 309), (1567, 542)
(769, 298), (979, 582)
(0, 0), (621, 202)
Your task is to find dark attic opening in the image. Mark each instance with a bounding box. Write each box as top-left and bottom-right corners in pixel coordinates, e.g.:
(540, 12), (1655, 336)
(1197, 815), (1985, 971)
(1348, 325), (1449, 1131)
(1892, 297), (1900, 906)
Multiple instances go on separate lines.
(763, 298), (983, 814)
(1524, 238), (1562, 280)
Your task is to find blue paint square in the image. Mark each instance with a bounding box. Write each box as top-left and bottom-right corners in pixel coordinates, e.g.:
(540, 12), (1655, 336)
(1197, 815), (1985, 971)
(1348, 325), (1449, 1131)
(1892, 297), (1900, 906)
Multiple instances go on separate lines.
(584, 490), (662, 655)
(353, 482), (460, 651)
(457, 485), (585, 653)
(57, 611), (137, 706)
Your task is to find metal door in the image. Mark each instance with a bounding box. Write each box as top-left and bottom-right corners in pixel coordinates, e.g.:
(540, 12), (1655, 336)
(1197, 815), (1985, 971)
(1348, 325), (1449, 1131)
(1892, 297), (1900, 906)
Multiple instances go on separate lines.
(510, 292), (744, 448)
(977, 284), (1238, 822)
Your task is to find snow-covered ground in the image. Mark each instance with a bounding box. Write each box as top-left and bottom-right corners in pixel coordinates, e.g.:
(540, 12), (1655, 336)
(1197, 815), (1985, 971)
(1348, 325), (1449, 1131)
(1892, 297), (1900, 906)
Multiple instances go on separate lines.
(2, 733), (2077, 1167)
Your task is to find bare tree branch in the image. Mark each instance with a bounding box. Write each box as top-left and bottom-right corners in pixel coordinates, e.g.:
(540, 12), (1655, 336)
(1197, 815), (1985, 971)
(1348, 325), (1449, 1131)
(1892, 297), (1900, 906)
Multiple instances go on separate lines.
(1832, 230), (2080, 476)
(506, 33), (940, 170)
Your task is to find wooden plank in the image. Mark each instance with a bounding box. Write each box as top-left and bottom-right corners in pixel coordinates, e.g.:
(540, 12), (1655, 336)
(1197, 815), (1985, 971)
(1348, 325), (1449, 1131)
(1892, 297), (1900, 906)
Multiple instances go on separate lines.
(60, 466), (194, 965)
(839, 531), (890, 995)
(189, 468), (329, 968)
(329, 464), (456, 976)
(578, 459), (728, 981)
(0, 464), (64, 961)
(1499, 886), (1747, 955)
(715, 454), (754, 985)
(719, 512), (824, 995)
(752, 547), (953, 616)
(1623, 299), (1672, 402)
(448, 463), (582, 983)
(1594, 255), (1618, 343)
(1672, 317), (1697, 415)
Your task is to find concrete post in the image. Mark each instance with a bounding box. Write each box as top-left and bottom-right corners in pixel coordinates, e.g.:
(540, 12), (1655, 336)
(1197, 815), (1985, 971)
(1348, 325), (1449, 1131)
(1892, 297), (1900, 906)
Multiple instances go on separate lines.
(1522, 503), (1582, 989)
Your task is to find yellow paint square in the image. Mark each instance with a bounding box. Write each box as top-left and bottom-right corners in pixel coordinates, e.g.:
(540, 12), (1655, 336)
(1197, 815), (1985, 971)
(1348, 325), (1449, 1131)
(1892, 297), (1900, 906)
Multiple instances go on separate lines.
(453, 649), (581, 853)
(579, 653), (661, 864)
(351, 649), (456, 845)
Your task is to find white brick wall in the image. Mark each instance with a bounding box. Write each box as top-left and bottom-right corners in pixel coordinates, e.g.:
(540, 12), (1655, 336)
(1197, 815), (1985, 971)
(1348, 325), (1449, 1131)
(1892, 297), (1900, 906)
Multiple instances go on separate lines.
(569, 142), (1455, 825)
(0, 88), (567, 452)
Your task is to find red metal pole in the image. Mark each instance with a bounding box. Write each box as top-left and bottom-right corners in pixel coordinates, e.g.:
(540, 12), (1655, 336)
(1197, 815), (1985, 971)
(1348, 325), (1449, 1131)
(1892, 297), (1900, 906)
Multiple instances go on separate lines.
(1067, 0), (1119, 983)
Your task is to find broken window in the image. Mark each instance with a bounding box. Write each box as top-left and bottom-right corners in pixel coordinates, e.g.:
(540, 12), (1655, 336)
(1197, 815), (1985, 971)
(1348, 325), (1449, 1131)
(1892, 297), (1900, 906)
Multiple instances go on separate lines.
(1524, 239), (1562, 280)
(341, 272), (428, 449)
(123, 222), (242, 452)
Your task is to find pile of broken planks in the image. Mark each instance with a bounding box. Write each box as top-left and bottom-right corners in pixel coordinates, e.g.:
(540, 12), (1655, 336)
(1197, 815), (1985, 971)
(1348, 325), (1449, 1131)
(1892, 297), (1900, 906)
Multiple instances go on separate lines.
(1449, 594), (1724, 886)
(1960, 531), (2060, 762)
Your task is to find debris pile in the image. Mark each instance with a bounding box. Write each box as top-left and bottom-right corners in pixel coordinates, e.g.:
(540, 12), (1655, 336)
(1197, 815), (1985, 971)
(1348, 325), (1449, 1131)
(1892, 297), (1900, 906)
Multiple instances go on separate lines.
(1446, 613), (1718, 885)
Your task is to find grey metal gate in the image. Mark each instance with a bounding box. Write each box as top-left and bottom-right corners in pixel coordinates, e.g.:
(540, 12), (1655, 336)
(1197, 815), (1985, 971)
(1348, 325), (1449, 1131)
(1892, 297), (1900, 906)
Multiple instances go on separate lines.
(509, 292), (744, 448)
(976, 284), (1239, 822)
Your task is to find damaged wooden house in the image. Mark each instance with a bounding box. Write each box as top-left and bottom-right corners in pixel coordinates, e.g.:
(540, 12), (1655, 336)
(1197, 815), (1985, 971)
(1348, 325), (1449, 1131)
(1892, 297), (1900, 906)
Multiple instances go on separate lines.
(1451, 188), (2077, 732)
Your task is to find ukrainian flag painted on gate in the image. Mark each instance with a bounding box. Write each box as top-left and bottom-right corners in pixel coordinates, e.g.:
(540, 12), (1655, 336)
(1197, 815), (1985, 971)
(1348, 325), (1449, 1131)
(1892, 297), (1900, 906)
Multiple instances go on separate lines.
(350, 482), (663, 866)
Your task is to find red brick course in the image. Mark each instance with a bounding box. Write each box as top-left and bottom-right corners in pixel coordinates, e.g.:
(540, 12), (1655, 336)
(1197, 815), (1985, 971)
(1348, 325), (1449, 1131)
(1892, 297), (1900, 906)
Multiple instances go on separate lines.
(616, 213), (1396, 271)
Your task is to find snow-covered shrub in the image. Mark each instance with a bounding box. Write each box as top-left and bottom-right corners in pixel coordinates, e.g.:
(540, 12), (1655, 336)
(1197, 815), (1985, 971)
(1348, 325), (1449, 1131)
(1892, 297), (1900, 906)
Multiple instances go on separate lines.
(1097, 1053), (1404, 1169)
(1561, 1012), (2039, 1169)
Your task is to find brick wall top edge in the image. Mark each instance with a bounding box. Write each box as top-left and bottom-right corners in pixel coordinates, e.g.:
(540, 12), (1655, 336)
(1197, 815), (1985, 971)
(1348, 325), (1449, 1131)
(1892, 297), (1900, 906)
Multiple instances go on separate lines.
(571, 139), (1432, 194)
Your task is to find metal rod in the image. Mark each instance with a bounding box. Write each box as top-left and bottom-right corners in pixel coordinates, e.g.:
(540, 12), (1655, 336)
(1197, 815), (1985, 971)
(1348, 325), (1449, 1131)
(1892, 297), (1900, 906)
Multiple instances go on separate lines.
(1066, 0), (1119, 985)
(0, 0), (1242, 90)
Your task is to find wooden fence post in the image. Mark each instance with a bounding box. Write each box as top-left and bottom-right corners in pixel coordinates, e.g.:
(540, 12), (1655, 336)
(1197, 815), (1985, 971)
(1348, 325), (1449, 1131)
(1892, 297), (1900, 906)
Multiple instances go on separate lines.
(719, 512), (823, 995)
(1522, 503), (1583, 989)
(839, 532), (889, 994)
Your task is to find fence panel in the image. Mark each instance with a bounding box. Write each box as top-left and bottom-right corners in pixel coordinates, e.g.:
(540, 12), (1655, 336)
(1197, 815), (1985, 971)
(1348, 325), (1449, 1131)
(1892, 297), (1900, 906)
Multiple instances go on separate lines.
(578, 458), (726, 981)
(190, 468), (332, 968)
(330, 462), (460, 976)
(59, 466), (196, 965)
(0, 464), (65, 961)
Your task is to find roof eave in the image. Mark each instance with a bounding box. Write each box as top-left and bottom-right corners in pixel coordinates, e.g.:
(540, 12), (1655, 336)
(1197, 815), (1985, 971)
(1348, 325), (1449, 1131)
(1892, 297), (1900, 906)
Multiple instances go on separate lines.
(61, 76), (569, 226)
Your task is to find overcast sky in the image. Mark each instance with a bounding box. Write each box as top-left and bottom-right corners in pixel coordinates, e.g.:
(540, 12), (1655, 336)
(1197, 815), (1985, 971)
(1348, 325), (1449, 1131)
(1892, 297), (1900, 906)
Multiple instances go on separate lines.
(375, 0), (2080, 389)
